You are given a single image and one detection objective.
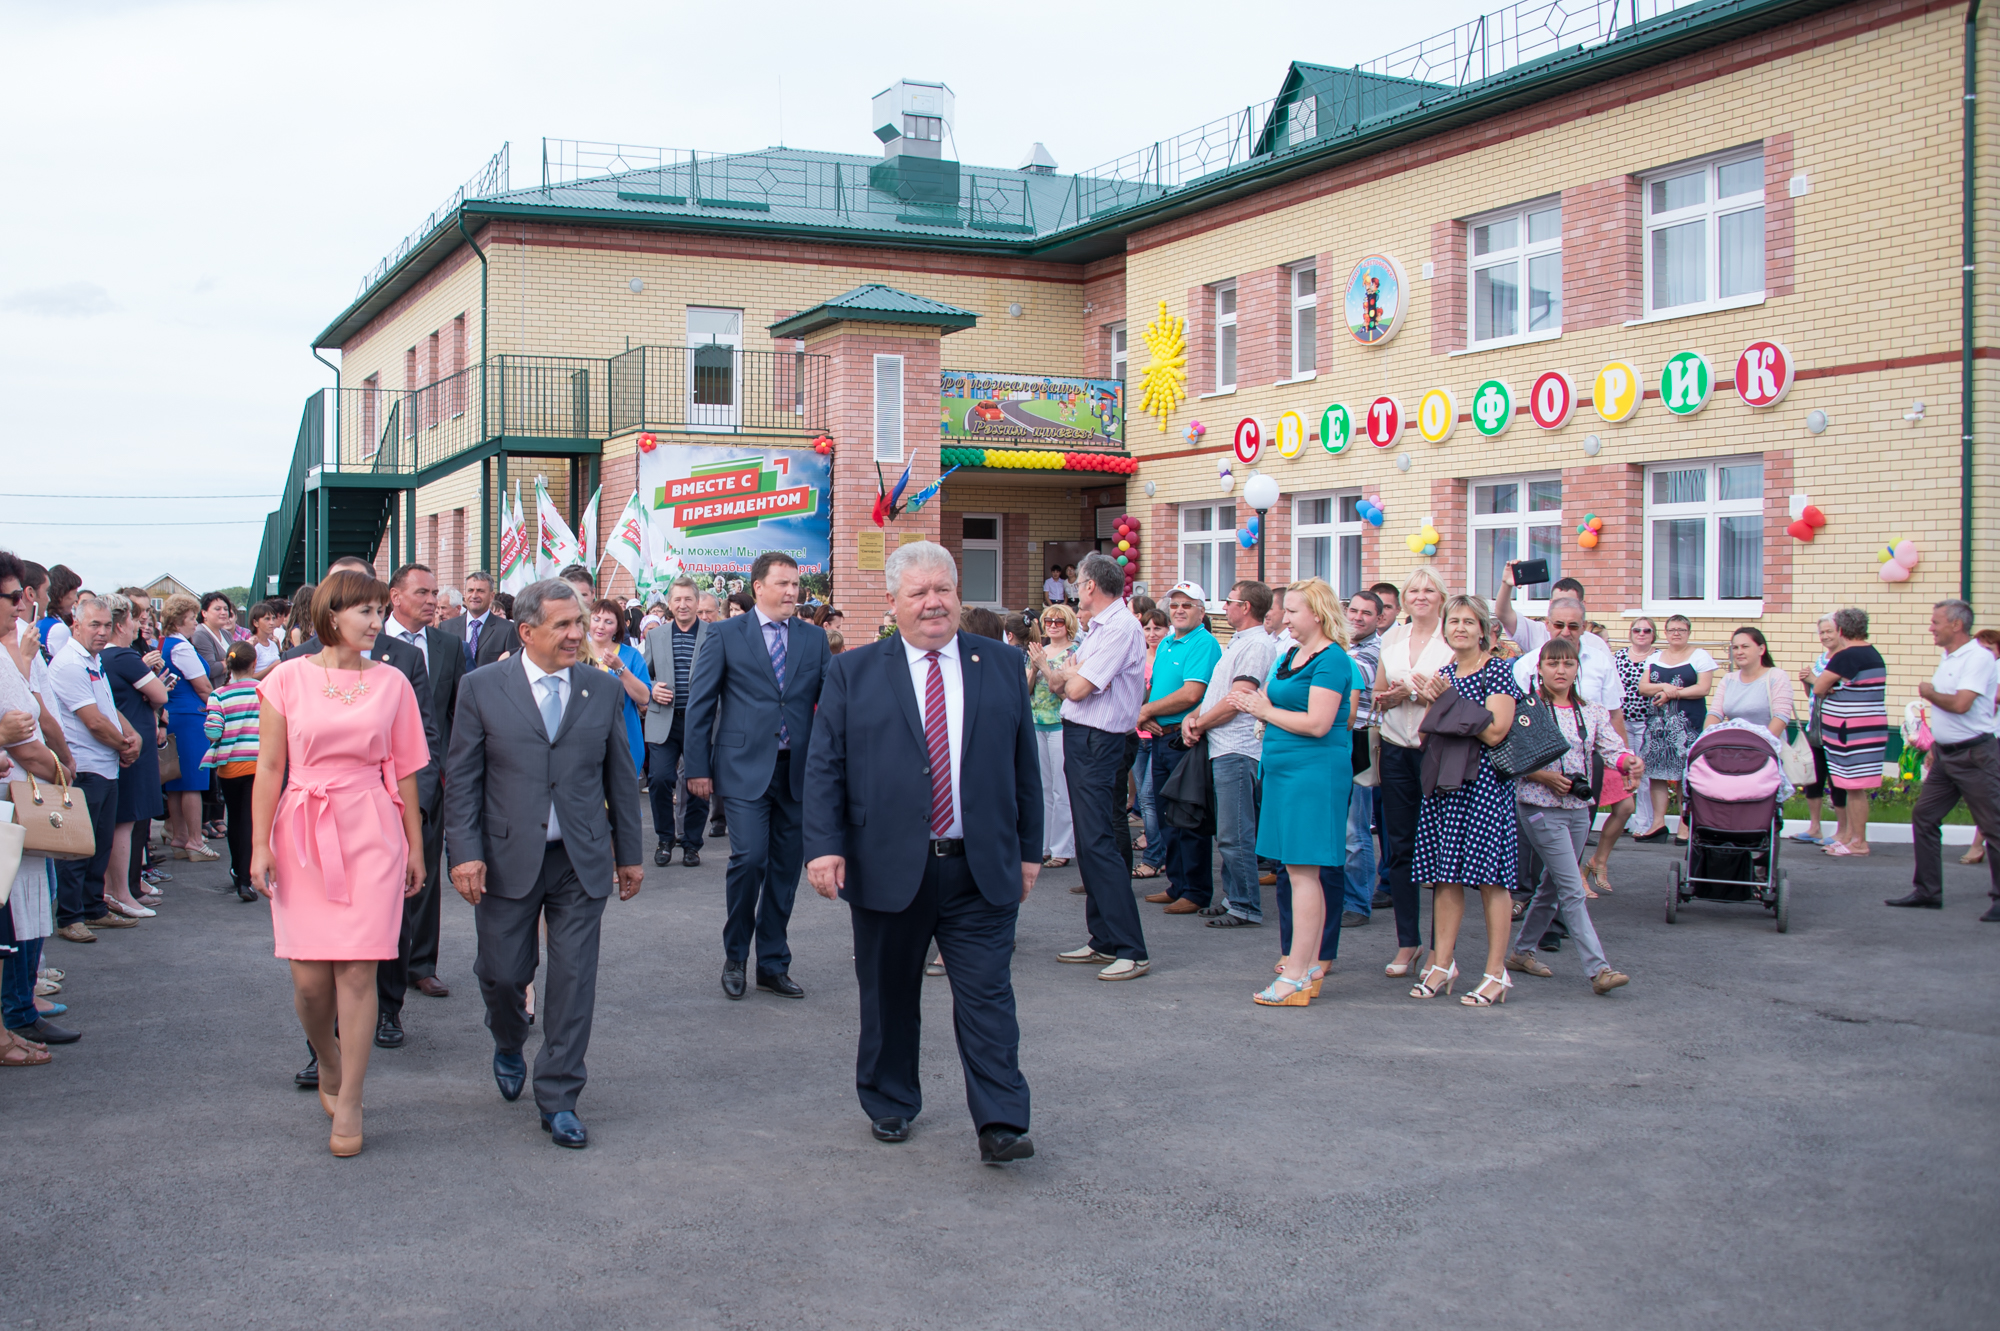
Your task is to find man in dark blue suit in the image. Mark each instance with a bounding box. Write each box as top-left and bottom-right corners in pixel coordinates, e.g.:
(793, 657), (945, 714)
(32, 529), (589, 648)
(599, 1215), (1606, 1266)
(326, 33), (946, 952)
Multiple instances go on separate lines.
(683, 552), (829, 1001)
(804, 540), (1042, 1165)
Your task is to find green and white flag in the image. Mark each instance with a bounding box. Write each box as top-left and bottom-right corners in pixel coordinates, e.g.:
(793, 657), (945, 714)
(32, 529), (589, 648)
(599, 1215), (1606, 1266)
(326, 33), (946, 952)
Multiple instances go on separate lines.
(498, 481), (530, 594)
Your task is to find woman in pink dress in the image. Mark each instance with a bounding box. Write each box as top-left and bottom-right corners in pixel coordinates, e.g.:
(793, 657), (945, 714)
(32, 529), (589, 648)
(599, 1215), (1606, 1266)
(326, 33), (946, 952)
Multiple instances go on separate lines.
(248, 570), (428, 1158)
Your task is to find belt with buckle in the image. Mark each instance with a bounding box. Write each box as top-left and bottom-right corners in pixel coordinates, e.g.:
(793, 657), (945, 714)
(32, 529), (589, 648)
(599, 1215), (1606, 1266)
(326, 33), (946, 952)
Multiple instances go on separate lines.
(929, 838), (965, 857)
(1934, 735), (1995, 755)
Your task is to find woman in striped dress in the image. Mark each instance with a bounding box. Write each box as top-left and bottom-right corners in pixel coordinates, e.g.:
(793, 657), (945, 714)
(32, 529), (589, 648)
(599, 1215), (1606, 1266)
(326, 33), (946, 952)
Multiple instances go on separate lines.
(1812, 606), (1887, 857)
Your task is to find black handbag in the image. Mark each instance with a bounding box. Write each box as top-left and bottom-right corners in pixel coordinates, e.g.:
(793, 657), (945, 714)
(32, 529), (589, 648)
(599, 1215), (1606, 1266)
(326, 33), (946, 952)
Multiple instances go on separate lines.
(1489, 692), (1574, 780)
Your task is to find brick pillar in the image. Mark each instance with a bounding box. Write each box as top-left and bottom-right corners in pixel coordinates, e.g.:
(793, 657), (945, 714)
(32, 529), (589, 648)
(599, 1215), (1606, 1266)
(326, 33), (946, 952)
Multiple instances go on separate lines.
(1428, 477), (1469, 592)
(1185, 288), (1214, 397)
(1763, 133), (1796, 299)
(1563, 176), (1644, 331)
(1760, 449), (1795, 615)
(1238, 265), (1289, 389)
(805, 323), (946, 609)
(1258, 491), (1292, 590)
(1562, 462), (1644, 612)
(1147, 501), (1174, 597)
(1314, 252), (1338, 375)
(1428, 221), (1467, 356)
(595, 451), (640, 600)
(1006, 510), (1031, 608)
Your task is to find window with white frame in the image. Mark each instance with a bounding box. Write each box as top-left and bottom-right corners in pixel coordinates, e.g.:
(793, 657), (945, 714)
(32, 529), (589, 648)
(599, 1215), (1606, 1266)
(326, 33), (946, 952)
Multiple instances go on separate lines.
(1289, 264), (1317, 377)
(688, 306), (744, 429)
(1288, 95), (1318, 146)
(1214, 282), (1238, 391)
(1179, 502), (1238, 607)
(1469, 473), (1563, 604)
(1645, 148), (1765, 317)
(1468, 199), (1561, 347)
(1294, 491), (1362, 599)
(960, 514), (1003, 607)
(1109, 323), (1128, 381)
(1645, 458), (1764, 609)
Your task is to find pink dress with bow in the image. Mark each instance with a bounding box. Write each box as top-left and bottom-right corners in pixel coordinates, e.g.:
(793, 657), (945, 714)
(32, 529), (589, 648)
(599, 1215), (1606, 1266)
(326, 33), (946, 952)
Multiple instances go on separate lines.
(259, 657), (430, 960)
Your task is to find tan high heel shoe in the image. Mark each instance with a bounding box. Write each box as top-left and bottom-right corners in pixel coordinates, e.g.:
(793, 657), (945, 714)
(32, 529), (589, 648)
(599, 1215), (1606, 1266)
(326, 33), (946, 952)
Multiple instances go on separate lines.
(319, 1088), (337, 1119)
(330, 1131), (363, 1158)
(1385, 947), (1427, 978)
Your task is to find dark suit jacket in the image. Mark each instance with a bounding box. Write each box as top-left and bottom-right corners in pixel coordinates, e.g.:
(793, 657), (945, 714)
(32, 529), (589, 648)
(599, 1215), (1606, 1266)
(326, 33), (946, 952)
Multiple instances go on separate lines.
(803, 631), (1042, 913)
(284, 632), (444, 813)
(640, 618), (708, 745)
(682, 611), (829, 803)
(442, 654), (643, 900)
(440, 610), (520, 670)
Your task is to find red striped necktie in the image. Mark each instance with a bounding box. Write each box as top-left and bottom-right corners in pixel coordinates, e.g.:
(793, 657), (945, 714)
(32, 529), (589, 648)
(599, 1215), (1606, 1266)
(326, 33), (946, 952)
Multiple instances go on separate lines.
(923, 650), (952, 836)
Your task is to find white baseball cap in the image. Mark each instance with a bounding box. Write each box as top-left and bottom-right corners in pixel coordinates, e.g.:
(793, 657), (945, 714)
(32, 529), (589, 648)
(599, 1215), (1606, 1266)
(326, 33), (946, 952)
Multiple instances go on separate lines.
(1167, 581), (1207, 604)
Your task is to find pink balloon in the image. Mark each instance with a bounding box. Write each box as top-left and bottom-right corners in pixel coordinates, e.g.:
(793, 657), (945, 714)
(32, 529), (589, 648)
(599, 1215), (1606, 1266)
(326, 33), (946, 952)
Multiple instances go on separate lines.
(1892, 539), (1922, 568)
(1878, 562), (1912, 583)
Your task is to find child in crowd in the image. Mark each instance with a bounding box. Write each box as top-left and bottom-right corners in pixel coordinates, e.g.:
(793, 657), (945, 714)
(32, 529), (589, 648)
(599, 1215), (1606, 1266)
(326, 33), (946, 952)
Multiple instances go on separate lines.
(202, 642), (263, 903)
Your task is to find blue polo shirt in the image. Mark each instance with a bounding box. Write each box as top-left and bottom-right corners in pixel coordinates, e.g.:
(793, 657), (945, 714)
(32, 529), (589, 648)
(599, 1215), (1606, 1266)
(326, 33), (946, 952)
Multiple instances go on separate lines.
(1148, 624), (1222, 725)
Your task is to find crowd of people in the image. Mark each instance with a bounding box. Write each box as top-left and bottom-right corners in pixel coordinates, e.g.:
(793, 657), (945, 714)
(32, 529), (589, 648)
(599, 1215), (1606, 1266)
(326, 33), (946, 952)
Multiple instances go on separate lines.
(3, 540), (1997, 1165)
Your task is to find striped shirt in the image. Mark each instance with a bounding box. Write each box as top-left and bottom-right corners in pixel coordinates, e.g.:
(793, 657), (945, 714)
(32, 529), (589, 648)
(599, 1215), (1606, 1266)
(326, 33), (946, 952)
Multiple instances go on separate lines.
(1059, 597), (1147, 733)
(202, 679), (262, 768)
(669, 621), (698, 712)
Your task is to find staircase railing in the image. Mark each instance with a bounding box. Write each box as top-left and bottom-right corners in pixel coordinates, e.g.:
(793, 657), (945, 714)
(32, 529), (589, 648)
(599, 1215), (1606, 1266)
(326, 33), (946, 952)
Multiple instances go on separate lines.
(250, 391), (324, 598)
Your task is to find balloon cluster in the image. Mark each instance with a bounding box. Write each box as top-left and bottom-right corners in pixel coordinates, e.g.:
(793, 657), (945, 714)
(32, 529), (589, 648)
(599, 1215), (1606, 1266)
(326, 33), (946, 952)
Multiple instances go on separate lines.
(1354, 494), (1386, 527)
(1185, 420), (1206, 444)
(1237, 516), (1260, 549)
(1877, 537), (1922, 583)
(1576, 513), (1604, 549)
(1112, 514), (1141, 593)
(1217, 455), (1235, 493)
(936, 446), (1137, 474)
(1786, 505), (1827, 541)
(811, 434), (834, 456)
(637, 432), (659, 454)
(1062, 452), (1139, 474)
(1404, 524), (1441, 558)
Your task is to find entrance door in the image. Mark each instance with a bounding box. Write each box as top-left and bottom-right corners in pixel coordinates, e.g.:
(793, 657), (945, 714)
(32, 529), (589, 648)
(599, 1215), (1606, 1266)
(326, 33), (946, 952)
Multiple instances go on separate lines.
(961, 514), (1003, 608)
(688, 307), (742, 431)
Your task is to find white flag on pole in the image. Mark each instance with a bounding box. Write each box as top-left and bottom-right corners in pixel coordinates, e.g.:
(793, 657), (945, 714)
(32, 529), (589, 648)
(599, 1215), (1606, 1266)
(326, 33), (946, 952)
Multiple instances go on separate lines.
(606, 491), (650, 586)
(498, 481), (530, 594)
(579, 483), (602, 573)
(535, 475), (580, 581)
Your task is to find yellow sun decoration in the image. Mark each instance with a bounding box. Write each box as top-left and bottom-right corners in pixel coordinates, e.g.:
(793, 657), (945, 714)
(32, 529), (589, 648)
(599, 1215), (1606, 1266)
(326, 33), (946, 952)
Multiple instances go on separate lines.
(1138, 298), (1187, 431)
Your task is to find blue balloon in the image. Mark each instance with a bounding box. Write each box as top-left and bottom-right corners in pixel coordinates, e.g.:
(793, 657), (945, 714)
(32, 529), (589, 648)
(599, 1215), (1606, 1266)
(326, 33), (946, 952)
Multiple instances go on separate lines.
(1367, 510), (1385, 527)
(1237, 527), (1257, 549)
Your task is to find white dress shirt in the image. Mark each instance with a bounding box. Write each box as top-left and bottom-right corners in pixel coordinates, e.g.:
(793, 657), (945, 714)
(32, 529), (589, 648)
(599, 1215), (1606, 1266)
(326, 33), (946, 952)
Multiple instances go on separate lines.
(522, 655), (571, 841)
(389, 612), (429, 671)
(1931, 639), (2000, 745)
(902, 634), (964, 838)
(1511, 618), (1623, 712)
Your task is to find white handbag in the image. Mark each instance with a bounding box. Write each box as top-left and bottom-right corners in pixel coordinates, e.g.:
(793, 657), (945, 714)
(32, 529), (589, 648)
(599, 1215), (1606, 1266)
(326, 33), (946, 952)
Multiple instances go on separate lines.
(0, 800), (21, 904)
(1780, 730), (1815, 786)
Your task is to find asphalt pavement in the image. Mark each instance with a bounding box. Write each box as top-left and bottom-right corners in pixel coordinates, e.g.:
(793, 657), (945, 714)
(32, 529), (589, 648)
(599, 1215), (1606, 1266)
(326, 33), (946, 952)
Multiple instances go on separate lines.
(3, 825), (1995, 1329)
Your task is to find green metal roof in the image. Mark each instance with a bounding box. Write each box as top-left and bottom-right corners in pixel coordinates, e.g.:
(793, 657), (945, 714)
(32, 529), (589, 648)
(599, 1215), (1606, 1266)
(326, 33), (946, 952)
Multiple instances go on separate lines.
(768, 284), (978, 339)
(314, 0), (1851, 350)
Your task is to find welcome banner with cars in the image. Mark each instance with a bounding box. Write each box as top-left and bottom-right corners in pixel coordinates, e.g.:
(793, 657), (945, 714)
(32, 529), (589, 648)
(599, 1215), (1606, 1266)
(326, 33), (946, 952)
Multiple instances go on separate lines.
(635, 443), (832, 600)
(940, 370), (1125, 445)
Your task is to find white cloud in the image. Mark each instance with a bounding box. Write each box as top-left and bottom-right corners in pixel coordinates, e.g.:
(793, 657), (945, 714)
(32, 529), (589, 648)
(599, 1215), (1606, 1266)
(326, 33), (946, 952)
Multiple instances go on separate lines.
(0, 282), (116, 317)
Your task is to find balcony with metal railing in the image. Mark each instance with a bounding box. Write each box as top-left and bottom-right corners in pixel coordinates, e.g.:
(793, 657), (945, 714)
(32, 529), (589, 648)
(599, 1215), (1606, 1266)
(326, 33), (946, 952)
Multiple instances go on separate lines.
(608, 346), (831, 438)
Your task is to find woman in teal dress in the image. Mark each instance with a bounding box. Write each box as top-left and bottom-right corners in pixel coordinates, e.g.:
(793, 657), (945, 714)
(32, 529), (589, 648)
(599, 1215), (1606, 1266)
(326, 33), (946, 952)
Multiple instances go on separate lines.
(1222, 577), (1354, 1007)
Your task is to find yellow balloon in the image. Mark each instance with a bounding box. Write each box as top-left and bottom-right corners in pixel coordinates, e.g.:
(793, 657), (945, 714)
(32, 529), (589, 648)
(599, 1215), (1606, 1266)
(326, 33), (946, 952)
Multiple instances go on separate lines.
(1117, 540), (1130, 552)
(1422, 526), (1440, 544)
(1406, 534), (1425, 553)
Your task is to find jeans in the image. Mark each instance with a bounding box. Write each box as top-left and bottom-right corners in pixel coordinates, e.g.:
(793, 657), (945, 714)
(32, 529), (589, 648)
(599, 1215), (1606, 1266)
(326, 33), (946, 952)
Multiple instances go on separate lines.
(1911, 736), (2000, 903)
(647, 715), (706, 851)
(1035, 728), (1075, 859)
(1151, 737), (1213, 907)
(1510, 803), (1610, 977)
(1, 928), (40, 1031)
(54, 771), (118, 927)
(1378, 742), (1426, 949)
(1063, 721), (1148, 961)
(1133, 739), (1163, 870)
(1211, 752), (1261, 921)
(1343, 779), (1377, 918)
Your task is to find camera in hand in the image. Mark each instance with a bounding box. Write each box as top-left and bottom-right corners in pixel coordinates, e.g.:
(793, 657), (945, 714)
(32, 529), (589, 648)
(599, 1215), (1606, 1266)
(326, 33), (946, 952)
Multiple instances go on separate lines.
(1566, 774), (1595, 799)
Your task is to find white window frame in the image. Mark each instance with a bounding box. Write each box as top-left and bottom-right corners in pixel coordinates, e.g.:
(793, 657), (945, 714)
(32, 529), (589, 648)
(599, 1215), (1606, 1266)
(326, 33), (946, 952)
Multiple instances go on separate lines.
(1288, 95), (1318, 146)
(1214, 281), (1238, 392)
(1178, 502), (1238, 612)
(1467, 472), (1564, 611)
(1640, 455), (1766, 617)
(1465, 197), (1562, 350)
(873, 353), (904, 462)
(960, 513), (1005, 609)
(1288, 263), (1318, 380)
(1109, 323), (1128, 382)
(1292, 490), (1363, 599)
(687, 306), (745, 432)
(1642, 147), (1766, 319)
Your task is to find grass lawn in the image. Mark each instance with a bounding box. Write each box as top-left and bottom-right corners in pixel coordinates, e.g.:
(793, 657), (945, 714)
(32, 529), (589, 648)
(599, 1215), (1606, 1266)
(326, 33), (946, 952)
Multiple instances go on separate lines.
(1780, 783), (1974, 825)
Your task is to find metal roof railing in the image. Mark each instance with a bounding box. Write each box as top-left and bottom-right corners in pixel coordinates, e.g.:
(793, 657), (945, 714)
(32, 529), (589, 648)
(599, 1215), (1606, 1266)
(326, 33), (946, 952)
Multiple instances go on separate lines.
(354, 143), (509, 298)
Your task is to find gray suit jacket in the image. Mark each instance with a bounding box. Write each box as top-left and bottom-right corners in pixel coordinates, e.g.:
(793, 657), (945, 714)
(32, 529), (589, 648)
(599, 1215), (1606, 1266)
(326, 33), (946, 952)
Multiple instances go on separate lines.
(440, 610), (520, 671)
(640, 618), (707, 744)
(682, 611), (829, 804)
(442, 654), (643, 900)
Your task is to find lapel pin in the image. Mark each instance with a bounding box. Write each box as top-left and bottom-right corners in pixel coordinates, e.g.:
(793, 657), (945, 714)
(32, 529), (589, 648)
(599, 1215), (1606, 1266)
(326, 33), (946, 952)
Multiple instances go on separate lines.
(581, 689), (589, 698)
(970, 654), (980, 662)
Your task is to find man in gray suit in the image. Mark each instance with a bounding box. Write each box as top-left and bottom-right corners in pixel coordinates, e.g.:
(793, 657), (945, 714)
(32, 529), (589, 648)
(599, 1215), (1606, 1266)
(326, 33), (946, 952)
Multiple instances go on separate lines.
(445, 579), (644, 1149)
(683, 552), (829, 1001)
(439, 570), (520, 671)
(641, 576), (708, 867)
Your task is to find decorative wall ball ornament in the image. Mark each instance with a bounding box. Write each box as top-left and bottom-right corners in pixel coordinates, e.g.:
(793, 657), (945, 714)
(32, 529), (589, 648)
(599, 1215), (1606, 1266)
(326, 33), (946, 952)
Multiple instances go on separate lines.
(1581, 434), (1603, 457)
(1593, 361), (1643, 423)
(1734, 340), (1796, 408)
(1416, 387), (1457, 444)
(1275, 410), (1306, 459)
(1471, 379), (1515, 438)
(1659, 351), (1713, 416)
(1343, 254), (1409, 346)
(1529, 371), (1576, 429)
(1395, 451), (1412, 472)
(1321, 403), (1353, 455)
(1138, 299), (1189, 430)
(1364, 395), (1404, 448)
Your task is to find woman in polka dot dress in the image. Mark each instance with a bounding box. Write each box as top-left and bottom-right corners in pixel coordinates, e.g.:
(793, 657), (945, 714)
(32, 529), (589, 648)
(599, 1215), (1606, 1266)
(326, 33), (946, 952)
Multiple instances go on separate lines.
(1411, 595), (1525, 1008)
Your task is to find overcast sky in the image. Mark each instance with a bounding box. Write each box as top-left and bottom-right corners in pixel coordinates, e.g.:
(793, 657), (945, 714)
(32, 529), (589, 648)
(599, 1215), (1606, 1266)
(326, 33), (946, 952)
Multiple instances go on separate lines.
(0, 0), (1477, 595)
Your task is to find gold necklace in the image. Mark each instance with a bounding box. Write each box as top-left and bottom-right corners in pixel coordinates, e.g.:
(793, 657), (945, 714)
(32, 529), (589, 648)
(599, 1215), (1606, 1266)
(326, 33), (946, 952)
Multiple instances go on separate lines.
(318, 654), (370, 706)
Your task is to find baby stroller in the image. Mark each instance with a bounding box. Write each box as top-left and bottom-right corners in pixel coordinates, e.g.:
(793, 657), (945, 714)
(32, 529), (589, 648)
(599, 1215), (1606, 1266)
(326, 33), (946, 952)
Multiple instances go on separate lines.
(1667, 726), (1790, 932)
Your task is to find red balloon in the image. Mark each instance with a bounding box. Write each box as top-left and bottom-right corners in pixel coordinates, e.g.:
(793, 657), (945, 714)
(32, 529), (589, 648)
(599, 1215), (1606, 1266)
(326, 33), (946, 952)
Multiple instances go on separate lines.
(1786, 519), (1814, 542)
(1803, 505), (1826, 528)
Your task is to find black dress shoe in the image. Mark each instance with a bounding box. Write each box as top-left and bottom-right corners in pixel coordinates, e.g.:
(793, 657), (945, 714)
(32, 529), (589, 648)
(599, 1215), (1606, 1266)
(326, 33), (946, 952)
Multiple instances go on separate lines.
(20, 1017), (80, 1044)
(541, 1110), (588, 1148)
(682, 847), (700, 867)
(493, 1049), (527, 1101)
(295, 1051), (320, 1088)
(1885, 893), (1943, 909)
(654, 840), (671, 867)
(978, 1127), (1035, 1164)
(721, 960), (747, 999)
(235, 880), (257, 902)
(374, 1012), (405, 1048)
(757, 970), (805, 999)
(1982, 904), (2000, 923)
(871, 1116), (911, 1143)
(1539, 929), (1563, 952)
(1372, 890), (1393, 908)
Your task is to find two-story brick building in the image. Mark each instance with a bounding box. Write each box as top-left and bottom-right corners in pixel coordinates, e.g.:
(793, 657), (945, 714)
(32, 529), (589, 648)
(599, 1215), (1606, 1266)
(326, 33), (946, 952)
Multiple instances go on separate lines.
(253, 0), (1997, 699)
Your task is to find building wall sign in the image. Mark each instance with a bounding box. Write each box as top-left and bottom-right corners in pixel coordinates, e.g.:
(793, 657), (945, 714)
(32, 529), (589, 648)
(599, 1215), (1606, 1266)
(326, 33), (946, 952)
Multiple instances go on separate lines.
(1233, 416), (1264, 465)
(1343, 254), (1408, 346)
(1530, 371), (1576, 429)
(1734, 340), (1795, 408)
(1416, 388), (1457, 444)
(1593, 360), (1643, 423)
(941, 370), (1124, 443)
(1275, 410), (1307, 459)
(1471, 379), (1515, 438)
(641, 444), (832, 599)
(1321, 403), (1353, 455)
(1660, 351), (1713, 416)
(1365, 395), (1404, 447)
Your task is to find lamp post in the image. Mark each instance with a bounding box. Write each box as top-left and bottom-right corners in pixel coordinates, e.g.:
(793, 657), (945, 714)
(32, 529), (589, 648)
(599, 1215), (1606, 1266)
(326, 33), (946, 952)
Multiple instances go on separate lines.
(1244, 473), (1280, 586)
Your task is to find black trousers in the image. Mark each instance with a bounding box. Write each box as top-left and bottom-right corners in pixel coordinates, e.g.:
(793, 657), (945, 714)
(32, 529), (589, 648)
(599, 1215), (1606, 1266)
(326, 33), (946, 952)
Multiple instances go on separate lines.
(473, 841), (608, 1115)
(1911, 735), (2000, 903)
(1062, 721), (1148, 961)
(219, 774), (256, 888)
(54, 772), (118, 927)
(722, 752), (802, 973)
(646, 714), (706, 850)
(1378, 742), (1427, 950)
(850, 851), (1029, 1133)
(378, 801), (446, 1017)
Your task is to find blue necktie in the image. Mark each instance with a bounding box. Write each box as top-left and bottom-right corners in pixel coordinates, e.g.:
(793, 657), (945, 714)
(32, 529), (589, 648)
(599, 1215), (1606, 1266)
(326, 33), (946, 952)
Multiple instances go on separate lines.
(465, 615), (481, 668)
(538, 675), (563, 740)
(766, 621), (789, 748)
